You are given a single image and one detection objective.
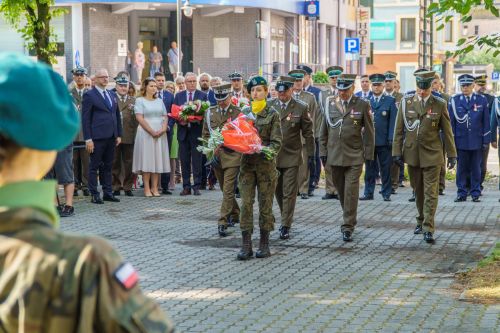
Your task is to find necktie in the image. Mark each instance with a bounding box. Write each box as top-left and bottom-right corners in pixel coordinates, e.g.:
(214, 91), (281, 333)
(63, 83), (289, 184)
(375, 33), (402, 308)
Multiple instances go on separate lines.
(343, 101), (348, 112)
(188, 92), (193, 102)
(466, 96), (470, 104)
(159, 91), (163, 100)
(103, 90), (112, 109)
(281, 103), (287, 111)
(421, 99), (425, 110)
(79, 90), (82, 99)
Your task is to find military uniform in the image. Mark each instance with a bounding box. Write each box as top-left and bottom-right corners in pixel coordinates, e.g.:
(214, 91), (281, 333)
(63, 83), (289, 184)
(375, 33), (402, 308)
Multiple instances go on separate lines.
(71, 85), (90, 195)
(393, 70), (457, 242)
(269, 78), (314, 238)
(112, 88), (138, 194)
(319, 74), (375, 241)
(202, 88), (242, 233)
(320, 86), (340, 198)
(449, 75), (490, 201)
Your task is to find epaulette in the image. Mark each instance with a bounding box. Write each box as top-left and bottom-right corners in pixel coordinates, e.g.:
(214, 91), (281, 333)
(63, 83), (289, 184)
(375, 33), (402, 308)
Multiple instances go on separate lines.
(302, 90), (315, 98)
(294, 98), (308, 108)
(403, 92), (415, 99)
(433, 94), (446, 104)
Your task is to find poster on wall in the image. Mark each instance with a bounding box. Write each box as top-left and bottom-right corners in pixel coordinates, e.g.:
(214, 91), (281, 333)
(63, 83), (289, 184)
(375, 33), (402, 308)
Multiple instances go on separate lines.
(118, 39), (128, 57)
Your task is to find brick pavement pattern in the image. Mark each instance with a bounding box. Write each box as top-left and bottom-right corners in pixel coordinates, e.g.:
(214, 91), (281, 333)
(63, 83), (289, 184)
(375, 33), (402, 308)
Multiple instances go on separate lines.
(62, 183), (500, 333)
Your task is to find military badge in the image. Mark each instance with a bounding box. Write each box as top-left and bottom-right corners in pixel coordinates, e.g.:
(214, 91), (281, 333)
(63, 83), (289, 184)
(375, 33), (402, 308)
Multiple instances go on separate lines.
(114, 262), (139, 290)
(473, 104), (478, 112)
(382, 111), (387, 116)
(353, 120), (359, 125)
(286, 113), (291, 121)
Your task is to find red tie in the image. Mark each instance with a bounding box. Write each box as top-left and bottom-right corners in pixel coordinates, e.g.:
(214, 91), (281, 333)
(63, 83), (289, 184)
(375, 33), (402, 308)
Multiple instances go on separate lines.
(188, 92), (193, 102)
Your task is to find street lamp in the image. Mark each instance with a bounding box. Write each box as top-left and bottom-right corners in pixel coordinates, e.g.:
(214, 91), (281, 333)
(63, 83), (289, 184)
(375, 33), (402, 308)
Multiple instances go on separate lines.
(176, 0), (194, 76)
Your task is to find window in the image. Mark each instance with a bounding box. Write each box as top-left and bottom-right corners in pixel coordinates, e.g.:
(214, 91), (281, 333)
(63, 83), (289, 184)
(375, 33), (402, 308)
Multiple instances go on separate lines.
(463, 25), (468, 36)
(474, 25), (479, 35)
(444, 20), (453, 42)
(366, 42), (374, 65)
(400, 18), (416, 42)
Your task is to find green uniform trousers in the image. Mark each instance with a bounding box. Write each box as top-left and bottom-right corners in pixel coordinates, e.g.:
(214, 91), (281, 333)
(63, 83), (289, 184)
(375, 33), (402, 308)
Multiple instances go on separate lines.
(214, 166), (240, 226)
(408, 165), (440, 233)
(331, 164), (363, 233)
(297, 145), (309, 194)
(391, 162), (400, 190)
(239, 161), (278, 233)
(324, 164), (338, 195)
(112, 143), (134, 192)
(276, 166), (299, 228)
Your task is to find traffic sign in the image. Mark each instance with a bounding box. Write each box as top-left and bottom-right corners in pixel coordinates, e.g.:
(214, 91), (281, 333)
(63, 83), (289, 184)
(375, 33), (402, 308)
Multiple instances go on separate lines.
(345, 38), (360, 54)
(492, 72), (499, 81)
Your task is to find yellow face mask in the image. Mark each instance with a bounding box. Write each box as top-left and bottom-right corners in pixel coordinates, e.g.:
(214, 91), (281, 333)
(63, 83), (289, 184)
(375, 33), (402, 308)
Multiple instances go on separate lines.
(251, 99), (267, 114)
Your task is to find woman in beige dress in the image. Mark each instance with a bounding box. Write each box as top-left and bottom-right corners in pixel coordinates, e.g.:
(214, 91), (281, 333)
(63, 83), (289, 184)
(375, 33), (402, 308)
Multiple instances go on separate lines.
(132, 78), (170, 197)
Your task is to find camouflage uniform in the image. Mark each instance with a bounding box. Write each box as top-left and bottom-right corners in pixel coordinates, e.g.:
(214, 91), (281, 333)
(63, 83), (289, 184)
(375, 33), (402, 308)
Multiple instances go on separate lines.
(239, 105), (282, 233)
(0, 181), (174, 333)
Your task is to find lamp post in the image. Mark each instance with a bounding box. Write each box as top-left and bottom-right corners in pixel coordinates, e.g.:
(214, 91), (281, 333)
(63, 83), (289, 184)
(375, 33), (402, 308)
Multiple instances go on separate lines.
(176, 0), (194, 77)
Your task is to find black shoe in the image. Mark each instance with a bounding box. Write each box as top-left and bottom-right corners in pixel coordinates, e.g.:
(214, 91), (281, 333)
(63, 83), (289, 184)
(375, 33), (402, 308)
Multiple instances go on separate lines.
(308, 190), (314, 197)
(59, 205), (75, 217)
(103, 195), (120, 202)
(300, 193), (309, 199)
(454, 196), (466, 202)
(162, 189), (172, 195)
(439, 189), (445, 196)
(200, 185), (207, 190)
(91, 195), (104, 204)
(113, 190), (121, 196)
(235, 193), (241, 199)
(424, 232), (434, 243)
(279, 226), (290, 240)
(359, 195), (373, 201)
(414, 225), (423, 234)
(391, 189), (397, 195)
(218, 225), (227, 237)
(237, 231), (253, 260)
(180, 188), (191, 196)
(342, 231), (353, 242)
(408, 193), (416, 202)
(227, 217), (235, 227)
(82, 189), (90, 197)
(124, 190), (134, 197)
(256, 230), (271, 258)
(383, 196), (391, 202)
(399, 182), (405, 188)
(193, 189), (201, 196)
(322, 193), (338, 200)
(73, 190), (79, 197)
(472, 196), (481, 202)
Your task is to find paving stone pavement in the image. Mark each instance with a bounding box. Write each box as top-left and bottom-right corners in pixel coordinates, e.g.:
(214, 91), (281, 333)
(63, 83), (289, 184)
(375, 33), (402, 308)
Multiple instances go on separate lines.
(62, 181), (500, 333)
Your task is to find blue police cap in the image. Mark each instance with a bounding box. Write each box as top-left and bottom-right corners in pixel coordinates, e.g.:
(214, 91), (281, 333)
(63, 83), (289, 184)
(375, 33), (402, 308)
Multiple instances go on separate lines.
(297, 65), (313, 75)
(458, 74), (475, 86)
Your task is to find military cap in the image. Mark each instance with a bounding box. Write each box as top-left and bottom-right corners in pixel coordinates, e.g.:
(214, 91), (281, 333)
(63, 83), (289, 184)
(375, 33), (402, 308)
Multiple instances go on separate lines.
(297, 64), (313, 75)
(228, 72), (243, 80)
(0, 53), (79, 151)
(458, 74), (475, 86)
(414, 70), (436, 89)
(114, 73), (129, 85)
(276, 76), (294, 92)
(71, 66), (87, 76)
(474, 74), (487, 86)
(326, 66), (344, 78)
(246, 75), (268, 93)
(288, 69), (306, 80)
(384, 71), (398, 81)
(369, 73), (385, 84)
(336, 74), (357, 90)
(213, 83), (232, 101)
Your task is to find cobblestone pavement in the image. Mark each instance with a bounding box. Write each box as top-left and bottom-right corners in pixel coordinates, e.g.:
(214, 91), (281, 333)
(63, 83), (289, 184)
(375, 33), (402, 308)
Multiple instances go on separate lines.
(62, 181), (500, 333)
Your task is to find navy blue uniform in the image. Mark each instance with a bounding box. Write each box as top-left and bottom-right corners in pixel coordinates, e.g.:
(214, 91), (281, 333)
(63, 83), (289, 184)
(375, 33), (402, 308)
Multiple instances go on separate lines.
(449, 93), (490, 198)
(355, 90), (373, 100)
(306, 85), (323, 188)
(363, 94), (397, 198)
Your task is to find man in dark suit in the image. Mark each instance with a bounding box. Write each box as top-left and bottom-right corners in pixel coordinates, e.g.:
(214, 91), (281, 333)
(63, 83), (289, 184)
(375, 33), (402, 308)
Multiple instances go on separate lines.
(82, 68), (122, 204)
(154, 72), (175, 195)
(173, 72), (208, 195)
(355, 75), (373, 99)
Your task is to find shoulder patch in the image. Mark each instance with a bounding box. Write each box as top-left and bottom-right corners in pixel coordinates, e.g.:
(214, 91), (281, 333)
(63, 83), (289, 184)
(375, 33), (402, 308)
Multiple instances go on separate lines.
(404, 92), (415, 98)
(114, 263), (139, 290)
(433, 95), (446, 104)
(295, 98), (308, 108)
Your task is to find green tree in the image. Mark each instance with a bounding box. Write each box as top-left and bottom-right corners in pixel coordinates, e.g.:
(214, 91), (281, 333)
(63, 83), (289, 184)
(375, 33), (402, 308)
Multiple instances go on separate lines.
(460, 50), (500, 70)
(428, 0), (499, 57)
(0, 0), (66, 64)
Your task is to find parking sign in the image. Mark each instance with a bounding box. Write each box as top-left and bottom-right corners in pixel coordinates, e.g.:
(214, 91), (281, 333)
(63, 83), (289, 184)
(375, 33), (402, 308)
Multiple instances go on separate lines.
(345, 38), (360, 54)
(492, 72), (499, 81)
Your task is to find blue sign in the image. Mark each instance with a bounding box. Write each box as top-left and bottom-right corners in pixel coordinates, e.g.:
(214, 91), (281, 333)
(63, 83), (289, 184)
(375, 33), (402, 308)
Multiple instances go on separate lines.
(304, 1), (319, 19)
(370, 22), (396, 40)
(345, 38), (360, 54)
(492, 72), (499, 81)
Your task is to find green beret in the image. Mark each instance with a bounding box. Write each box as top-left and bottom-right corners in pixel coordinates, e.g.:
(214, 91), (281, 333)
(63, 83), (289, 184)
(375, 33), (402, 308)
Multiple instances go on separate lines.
(246, 75), (268, 93)
(0, 53), (79, 151)
(288, 69), (306, 80)
(325, 66), (344, 78)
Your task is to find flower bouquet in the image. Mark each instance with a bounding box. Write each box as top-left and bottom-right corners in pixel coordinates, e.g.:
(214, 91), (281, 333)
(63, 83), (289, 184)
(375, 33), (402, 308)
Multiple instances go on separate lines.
(231, 96), (250, 109)
(170, 100), (210, 123)
(197, 113), (277, 163)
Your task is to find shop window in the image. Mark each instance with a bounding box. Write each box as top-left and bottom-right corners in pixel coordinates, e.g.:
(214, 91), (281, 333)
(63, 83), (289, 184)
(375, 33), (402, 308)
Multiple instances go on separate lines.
(400, 18), (416, 42)
(444, 20), (453, 42)
(474, 25), (479, 35)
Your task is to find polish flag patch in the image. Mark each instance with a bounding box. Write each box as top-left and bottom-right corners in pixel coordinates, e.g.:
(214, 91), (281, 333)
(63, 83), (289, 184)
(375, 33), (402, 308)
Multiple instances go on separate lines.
(114, 263), (139, 290)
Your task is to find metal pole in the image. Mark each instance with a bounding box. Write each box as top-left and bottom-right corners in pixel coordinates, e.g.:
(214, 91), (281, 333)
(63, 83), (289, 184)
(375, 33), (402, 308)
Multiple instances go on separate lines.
(177, 0), (182, 76)
(423, 0), (427, 68)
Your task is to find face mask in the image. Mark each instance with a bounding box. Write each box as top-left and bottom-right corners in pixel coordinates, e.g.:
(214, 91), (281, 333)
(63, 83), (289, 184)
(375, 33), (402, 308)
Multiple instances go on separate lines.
(251, 99), (267, 114)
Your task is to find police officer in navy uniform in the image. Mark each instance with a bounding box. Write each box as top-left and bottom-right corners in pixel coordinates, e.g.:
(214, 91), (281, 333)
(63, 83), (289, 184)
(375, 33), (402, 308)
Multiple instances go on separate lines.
(449, 74), (490, 202)
(360, 74), (397, 201)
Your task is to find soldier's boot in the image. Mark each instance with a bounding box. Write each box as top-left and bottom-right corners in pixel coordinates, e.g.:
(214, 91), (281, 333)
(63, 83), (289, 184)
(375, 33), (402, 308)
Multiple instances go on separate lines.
(237, 231), (253, 260)
(255, 230), (271, 258)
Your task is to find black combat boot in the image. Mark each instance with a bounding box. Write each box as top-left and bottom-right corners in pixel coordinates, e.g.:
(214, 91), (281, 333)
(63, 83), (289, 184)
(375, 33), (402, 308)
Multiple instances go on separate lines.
(237, 231), (253, 260)
(255, 230), (271, 258)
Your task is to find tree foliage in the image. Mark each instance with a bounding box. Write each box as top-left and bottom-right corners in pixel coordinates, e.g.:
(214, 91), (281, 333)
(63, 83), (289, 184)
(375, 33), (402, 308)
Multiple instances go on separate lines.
(0, 0), (66, 64)
(460, 50), (500, 70)
(428, 0), (500, 58)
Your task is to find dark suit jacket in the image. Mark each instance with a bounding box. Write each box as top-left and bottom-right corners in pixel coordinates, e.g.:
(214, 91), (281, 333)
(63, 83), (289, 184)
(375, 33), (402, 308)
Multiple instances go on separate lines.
(173, 89), (208, 142)
(158, 90), (175, 130)
(306, 85), (322, 103)
(82, 87), (123, 141)
(205, 90), (217, 106)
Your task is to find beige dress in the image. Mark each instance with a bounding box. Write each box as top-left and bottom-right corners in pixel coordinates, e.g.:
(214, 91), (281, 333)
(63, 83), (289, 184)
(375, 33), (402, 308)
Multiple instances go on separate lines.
(132, 97), (171, 173)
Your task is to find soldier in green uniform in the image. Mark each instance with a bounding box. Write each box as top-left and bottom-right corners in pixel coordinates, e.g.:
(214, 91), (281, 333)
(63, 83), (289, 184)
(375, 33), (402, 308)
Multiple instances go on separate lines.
(384, 71), (405, 193)
(202, 83), (242, 237)
(0, 53), (173, 332)
(238, 76), (282, 260)
(392, 70), (457, 243)
(320, 66), (344, 200)
(112, 74), (138, 196)
(269, 76), (314, 240)
(70, 66), (90, 197)
(319, 74), (375, 242)
(288, 69), (317, 199)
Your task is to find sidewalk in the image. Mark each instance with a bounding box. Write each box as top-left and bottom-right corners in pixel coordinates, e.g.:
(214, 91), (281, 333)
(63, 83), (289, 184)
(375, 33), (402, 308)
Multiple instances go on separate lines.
(61, 181), (500, 333)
